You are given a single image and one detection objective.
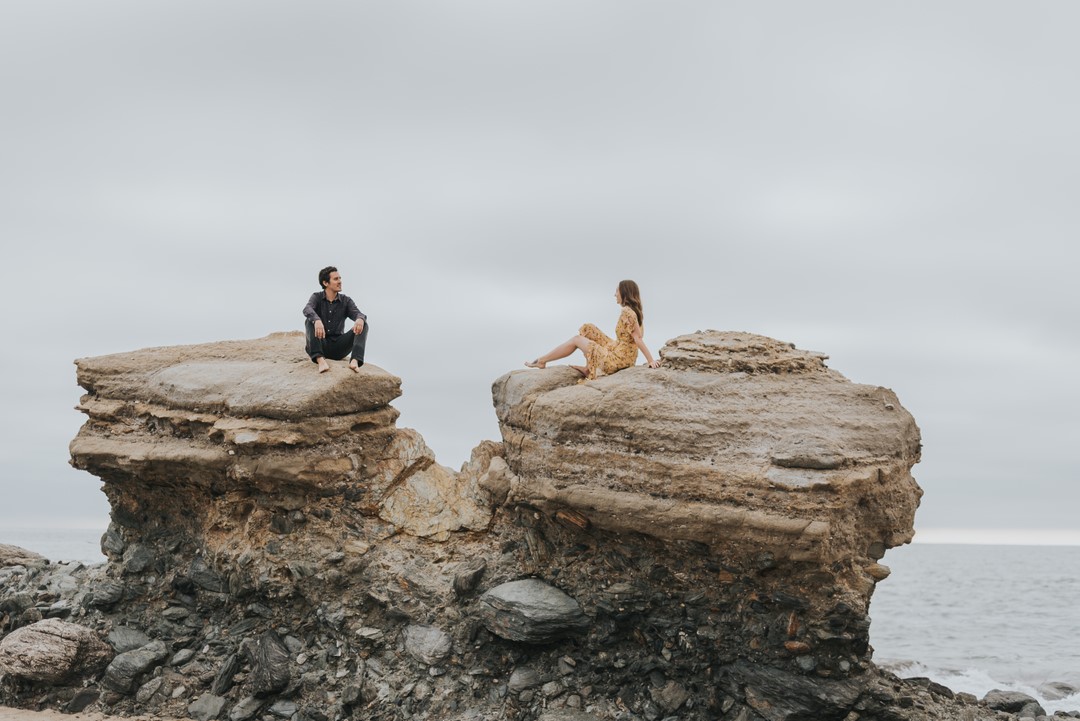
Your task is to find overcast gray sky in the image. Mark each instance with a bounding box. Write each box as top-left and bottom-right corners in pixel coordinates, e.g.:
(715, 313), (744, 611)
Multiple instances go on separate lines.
(1, 1), (1077, 540)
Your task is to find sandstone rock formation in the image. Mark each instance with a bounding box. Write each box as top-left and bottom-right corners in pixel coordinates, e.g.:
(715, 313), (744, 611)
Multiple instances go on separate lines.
(495, 331), (921, 560)
(0, 618), (112, 683)
(69, 332), (503, 571)
(0, 545), (46, 569)
(1, 330), (1037, 721)
(493, 330), (923, 664)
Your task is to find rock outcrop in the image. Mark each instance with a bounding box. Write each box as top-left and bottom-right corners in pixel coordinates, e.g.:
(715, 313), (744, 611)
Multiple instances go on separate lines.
(1, 329), (1039, 721)
(0, 618), (113, 683)
(0, 545), (47, 569)
(496, 331), (920, 561)
(494, 330), (923, 668)
(69, 331), (500, 570)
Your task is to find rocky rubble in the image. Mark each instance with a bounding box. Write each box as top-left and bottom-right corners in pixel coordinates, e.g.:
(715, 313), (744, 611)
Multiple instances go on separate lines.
(1, 330), (1075, 721)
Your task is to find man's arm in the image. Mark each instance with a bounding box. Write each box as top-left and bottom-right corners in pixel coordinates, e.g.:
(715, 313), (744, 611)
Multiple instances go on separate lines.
(302, 293), (323, 324)
(344, 296), (367, 335)
(344, 295), (367, 323)
(303, 293), (328, 338)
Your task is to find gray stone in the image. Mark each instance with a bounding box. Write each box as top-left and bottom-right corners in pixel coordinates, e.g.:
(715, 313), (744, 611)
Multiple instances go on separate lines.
(18, 607), (42, 626)
(65, 687), (100, 713)
(403, 624), (452, 665)
(247, 602), (273, 618)
(508, 666), (543, 692)
(135, 676), (166, 703)
(212, 651), (242, 695)
(1019, 701), (1046, 718)
(725, 660), (861, 721)
(102, 639), (169, 693)
(188, 692), (227, 721)
(541, 680), (564, 697)
(162, 606), (190, 620)
(91, 580), (125, 608)
(651, 681), (690, 714)
(45, 600), (73, 618)
(342, 685), (362, 707)
(243, 630), (290, 696)
(190, 557), (227, 593)
(108, 626), (152, 653)
(269, 700), (299, 718)
(0, 618), (113, 683)
(478, 579), (589, 643)
(0, 592), (33, 615)
(101, 527), (126, 556)
(229, 696), (265, 721)
(171, 647), (196, 666)
(983, 689), (1045, 715)
(122, 545), (155, 574)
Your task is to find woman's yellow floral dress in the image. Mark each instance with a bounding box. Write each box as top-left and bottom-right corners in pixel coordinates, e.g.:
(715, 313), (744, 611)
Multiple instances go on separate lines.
(579, 305), (639, 380)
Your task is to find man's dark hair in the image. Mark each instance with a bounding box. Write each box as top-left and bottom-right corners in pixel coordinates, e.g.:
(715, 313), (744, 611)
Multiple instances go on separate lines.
(318, 266), (338, 289)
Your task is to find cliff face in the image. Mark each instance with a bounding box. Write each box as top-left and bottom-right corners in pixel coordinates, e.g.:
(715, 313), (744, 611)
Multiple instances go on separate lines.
(494, 330), (923, 664)
(496, 331), (921, 557)
(69, 332), (499, 566)
(0, 330), (966, 721)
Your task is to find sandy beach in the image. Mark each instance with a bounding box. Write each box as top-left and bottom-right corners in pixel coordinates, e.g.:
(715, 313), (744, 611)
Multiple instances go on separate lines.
(0, 710), (191, 721)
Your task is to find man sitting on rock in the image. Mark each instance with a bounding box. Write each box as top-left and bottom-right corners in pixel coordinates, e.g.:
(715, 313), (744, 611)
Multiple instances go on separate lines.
(303, 265), (368, 373)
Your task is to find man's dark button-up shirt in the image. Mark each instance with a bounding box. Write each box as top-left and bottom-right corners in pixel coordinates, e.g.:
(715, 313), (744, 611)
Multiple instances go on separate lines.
(303, 292), (367, 338)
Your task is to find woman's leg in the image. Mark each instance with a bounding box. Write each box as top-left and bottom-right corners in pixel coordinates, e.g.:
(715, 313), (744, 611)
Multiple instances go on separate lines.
(526, 335), (593, 368)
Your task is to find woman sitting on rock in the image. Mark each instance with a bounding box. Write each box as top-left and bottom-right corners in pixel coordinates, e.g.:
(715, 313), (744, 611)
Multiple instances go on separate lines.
(525, 279), (660, 380)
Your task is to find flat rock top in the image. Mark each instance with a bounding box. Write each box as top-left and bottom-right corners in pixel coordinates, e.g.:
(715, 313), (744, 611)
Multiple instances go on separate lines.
(659, 330), (831, 374)
(495, 330), (921, 482)
(0, 544), (47, 568)
(75, 332), (401, 419)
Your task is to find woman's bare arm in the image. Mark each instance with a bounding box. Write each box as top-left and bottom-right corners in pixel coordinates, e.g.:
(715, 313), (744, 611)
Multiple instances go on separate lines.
(632, 325), (660, 368)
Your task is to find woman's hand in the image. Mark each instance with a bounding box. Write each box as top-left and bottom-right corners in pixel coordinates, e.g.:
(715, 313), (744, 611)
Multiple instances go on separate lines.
(647, 359), (660, 369)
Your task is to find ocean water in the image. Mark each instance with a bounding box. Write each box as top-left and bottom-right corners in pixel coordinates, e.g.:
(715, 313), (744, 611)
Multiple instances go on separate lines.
(871, 543), (1080, 714)
(0, 526), (107, 565)
(2, 529), (1078, 713)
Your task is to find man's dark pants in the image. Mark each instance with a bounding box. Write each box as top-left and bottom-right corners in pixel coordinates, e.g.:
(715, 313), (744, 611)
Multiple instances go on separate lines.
(305, 320), (368, 366)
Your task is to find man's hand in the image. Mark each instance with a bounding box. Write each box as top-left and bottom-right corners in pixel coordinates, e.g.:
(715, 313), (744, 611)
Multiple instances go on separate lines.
(353, 318), (365, 335)
(314, 320), (326, 339)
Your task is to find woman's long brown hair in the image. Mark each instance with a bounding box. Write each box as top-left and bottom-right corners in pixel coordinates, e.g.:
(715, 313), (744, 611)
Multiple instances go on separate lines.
(618, 279), (644, 327)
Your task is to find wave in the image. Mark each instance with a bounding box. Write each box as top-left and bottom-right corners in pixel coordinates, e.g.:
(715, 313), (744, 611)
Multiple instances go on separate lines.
(880, 659), (1080, 715)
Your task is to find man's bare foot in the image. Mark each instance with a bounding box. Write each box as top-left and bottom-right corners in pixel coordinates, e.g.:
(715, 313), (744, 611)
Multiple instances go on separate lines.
(524, 359), (546, 369)
(317, 359), (330, 373)
(349, 360), (360, 373)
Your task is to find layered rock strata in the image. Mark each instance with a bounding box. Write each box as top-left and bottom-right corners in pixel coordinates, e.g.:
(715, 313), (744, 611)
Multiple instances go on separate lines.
(69, 332), (499, 567)
(2, 330), (1034, 721)
(495, 331), (921, 563)
(494, 331), (923, 670)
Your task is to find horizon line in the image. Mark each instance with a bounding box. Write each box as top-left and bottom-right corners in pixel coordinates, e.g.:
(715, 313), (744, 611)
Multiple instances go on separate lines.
(911, 528), (1080, 546)
(2, 521), (1079, 547)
